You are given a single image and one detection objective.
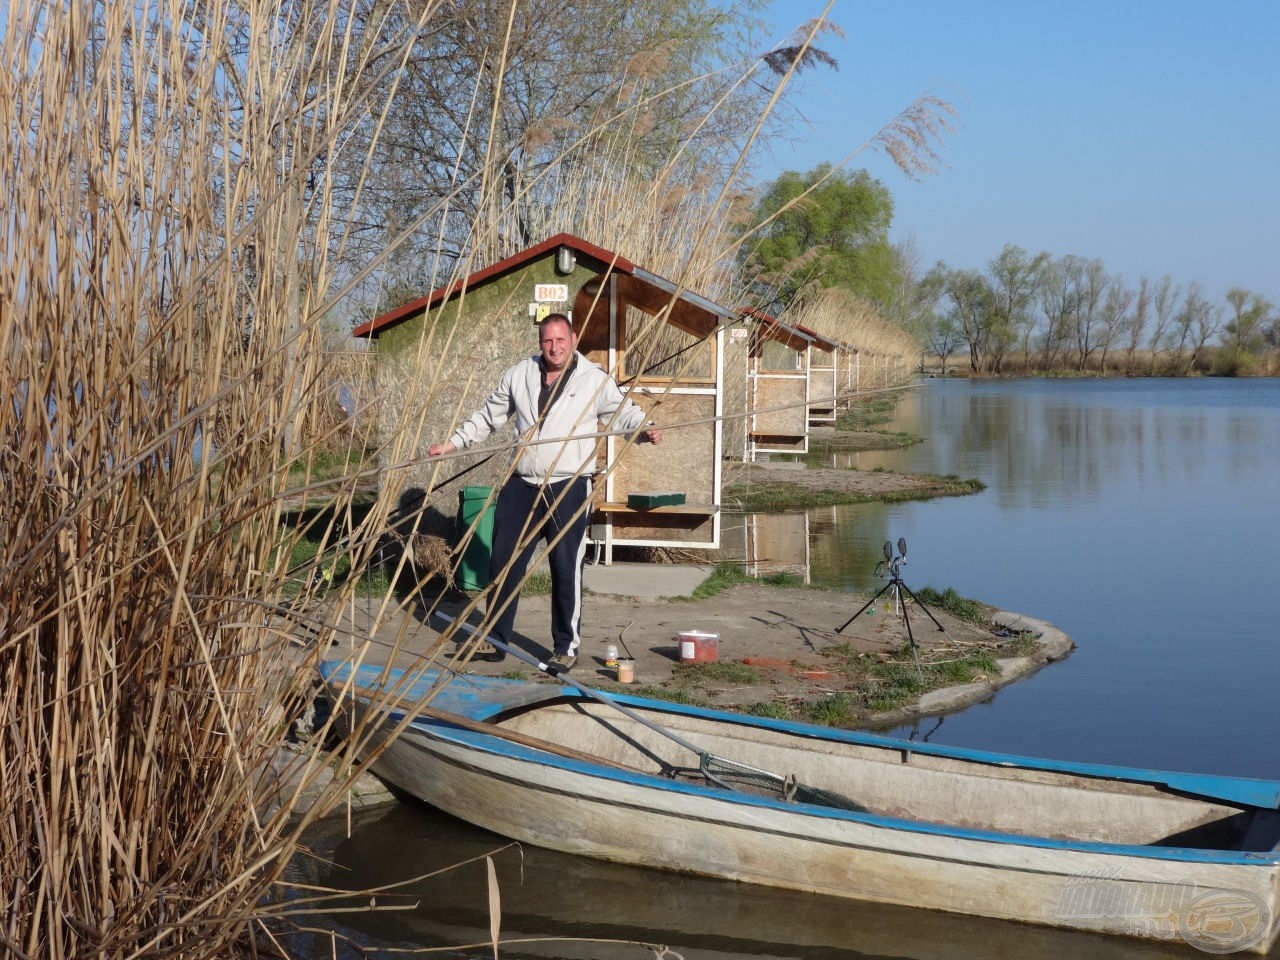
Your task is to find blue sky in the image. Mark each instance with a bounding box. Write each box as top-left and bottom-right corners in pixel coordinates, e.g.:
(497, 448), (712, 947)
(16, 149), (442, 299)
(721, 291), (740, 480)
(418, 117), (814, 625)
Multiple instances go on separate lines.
(755, 0), (1279, 308)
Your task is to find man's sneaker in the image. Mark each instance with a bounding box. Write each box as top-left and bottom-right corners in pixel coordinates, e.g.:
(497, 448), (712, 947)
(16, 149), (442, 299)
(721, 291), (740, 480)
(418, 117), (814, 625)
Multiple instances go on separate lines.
(474, 640), (506, 663)
(547, 651), (577, 675)
(457, 639), (505, 663)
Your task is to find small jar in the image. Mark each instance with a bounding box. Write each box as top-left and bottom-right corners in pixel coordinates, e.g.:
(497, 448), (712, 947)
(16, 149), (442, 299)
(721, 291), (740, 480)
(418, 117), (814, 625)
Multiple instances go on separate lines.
(604, 643), (619, 667)
(616, 659), (635, 683)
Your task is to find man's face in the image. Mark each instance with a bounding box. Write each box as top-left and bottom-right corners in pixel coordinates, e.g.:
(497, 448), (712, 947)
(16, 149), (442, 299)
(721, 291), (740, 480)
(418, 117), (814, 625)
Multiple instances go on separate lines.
(539, 319), (577, 372)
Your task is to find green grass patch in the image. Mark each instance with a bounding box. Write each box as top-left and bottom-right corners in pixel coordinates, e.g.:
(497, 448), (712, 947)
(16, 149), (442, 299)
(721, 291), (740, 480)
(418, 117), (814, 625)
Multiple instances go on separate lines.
(684, 562), (802, 600)
(811, 430), (921, 456)
(913, 586), (989, 624)
(723, 475), (984, 512)
(671, 661), (762, 686)
(834, 396), (897, 430)
(284, 443), (375, 486)
(520, 571), (552, 596)
(806, 639), (1015, 719)
(744, 701), (795, 720)
(998, 630), (1040, 657)
(797, 693), (863, 726)
(624, 685), (707, 706)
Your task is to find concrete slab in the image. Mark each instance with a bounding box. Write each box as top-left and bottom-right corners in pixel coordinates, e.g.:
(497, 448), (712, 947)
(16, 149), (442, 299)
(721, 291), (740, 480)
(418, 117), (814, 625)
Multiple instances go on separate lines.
(583, 561), (714, 599)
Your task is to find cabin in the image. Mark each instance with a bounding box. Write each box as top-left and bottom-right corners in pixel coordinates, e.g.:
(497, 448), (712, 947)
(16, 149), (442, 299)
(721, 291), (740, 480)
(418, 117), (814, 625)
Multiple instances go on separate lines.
(354, 233), (729, 566)
(725, 308), (817, 461)
(838, 342), (862, 398)
(790, 322), (844, 426)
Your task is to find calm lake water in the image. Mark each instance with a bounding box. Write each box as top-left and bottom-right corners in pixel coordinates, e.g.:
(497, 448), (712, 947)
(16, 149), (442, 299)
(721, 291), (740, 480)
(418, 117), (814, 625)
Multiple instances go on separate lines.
(294, 377), (1280, 960)
(796, 377), (1280, 781)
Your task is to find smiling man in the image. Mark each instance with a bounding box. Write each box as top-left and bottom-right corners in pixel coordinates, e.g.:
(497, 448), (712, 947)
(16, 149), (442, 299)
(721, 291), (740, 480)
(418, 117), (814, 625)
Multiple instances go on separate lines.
(428, 313), (662, 673)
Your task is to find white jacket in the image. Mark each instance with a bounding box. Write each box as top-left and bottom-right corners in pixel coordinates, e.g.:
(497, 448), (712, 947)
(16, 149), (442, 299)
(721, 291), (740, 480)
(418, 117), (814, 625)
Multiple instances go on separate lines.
(447, 352), (648, 482)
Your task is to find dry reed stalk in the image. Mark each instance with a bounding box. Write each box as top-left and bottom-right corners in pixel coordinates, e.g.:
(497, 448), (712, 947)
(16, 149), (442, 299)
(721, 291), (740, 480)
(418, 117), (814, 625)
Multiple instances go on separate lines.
(0, 0), (464, 956)
(0, 3), (946, 956)
(786, 287), (922, 386)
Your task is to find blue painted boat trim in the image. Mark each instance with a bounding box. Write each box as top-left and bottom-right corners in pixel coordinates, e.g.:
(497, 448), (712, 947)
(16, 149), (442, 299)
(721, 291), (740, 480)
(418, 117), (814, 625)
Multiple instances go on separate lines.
(321, 660), (1280, 865)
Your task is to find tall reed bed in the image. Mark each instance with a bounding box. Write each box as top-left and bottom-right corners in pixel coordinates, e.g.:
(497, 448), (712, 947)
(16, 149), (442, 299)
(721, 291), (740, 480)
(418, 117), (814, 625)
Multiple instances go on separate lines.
(1, 1), (945, 955)
(786, 286), (922, 388)
(0, 0), (442, 955)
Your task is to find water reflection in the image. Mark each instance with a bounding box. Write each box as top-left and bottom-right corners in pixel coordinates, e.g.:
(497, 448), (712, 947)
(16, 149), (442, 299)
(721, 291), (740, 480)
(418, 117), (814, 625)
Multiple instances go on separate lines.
(291, 803), (1193, 960)
(797, 379), (1280, 779)
(723, 504), (918, 591)
(296, 379), (1280, 958)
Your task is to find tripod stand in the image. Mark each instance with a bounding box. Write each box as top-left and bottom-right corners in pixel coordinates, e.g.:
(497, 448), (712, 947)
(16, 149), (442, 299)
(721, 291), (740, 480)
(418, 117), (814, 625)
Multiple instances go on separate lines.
(835, 538), (944, 681)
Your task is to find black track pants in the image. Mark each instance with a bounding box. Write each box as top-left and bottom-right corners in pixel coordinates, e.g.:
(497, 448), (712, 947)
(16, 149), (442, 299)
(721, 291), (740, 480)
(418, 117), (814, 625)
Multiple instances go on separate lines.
(487, 475), (590, 656)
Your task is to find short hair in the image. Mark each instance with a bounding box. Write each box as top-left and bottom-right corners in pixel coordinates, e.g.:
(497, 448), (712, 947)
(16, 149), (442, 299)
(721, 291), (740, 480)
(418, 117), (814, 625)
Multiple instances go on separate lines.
(538, 313), (573, 333)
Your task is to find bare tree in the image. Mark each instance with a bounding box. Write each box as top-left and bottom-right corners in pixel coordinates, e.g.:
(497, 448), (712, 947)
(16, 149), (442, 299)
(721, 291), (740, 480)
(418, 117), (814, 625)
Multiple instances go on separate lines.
(1168, 282), (1203, 372)
(1096, 280), (1134, 374)
(987, 243), (1048, 374)
(330, 0), (781, 290)
(1147, 276), (1181, 374)
(1124, 277), (1150, 376)
(1071, 257), (1108, 370)
(1036, 257), (1080, 371)
(1179, 284), (1219, 373)
(942, 267), (995, 373)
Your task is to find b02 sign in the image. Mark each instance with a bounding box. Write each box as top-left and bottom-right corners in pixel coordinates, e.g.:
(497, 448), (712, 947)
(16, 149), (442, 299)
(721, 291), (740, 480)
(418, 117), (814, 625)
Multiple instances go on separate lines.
(534, 283), (569, 303)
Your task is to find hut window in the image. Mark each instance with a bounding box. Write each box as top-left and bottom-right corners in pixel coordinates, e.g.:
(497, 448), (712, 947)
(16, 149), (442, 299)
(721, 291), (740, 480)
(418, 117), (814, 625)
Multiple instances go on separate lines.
(622, 306), (712, 381)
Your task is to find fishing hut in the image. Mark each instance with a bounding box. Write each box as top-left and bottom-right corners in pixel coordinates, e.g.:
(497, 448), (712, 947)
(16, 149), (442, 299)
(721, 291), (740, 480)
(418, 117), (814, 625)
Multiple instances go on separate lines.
(792, 322), (843, 426)
(354, 233), (729, 566)
(726, 308), (817, 461)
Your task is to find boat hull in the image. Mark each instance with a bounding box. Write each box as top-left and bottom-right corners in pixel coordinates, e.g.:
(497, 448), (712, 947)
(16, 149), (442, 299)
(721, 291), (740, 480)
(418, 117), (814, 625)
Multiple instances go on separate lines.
(323, 663), (1280, 954)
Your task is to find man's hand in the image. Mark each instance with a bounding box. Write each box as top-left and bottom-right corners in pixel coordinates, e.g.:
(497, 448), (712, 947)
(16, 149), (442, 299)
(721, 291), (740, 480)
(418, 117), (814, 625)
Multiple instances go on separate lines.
(640, 423), (663, 445)
(427, 441), (455, 457)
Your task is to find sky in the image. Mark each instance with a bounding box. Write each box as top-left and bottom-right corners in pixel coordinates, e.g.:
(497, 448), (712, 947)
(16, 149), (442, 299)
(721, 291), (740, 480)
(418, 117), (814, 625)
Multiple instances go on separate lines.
(754, 0), (1279, 309)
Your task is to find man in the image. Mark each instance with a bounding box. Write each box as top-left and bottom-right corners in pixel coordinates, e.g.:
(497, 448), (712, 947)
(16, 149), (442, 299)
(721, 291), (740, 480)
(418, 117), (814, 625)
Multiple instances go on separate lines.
(428, 314), (662, 673)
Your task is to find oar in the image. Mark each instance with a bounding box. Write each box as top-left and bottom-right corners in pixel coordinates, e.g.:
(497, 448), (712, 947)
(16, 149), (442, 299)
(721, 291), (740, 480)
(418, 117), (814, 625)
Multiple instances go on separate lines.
(434, 612), (864, 810)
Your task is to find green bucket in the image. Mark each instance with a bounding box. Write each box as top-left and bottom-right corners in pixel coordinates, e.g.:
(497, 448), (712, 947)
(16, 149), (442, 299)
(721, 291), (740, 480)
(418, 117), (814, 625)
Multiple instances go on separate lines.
(456, 486), (495, 591)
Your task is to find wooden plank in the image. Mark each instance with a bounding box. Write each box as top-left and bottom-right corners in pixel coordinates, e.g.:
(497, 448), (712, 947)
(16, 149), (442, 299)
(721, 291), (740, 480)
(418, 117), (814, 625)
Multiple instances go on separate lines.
(594, 503), (714, 515)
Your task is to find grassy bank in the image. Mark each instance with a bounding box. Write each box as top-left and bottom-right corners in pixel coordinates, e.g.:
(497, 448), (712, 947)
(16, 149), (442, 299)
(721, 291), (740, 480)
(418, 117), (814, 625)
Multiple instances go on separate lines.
(724, 472), (984, 512)
(629, 616), (1039, 727)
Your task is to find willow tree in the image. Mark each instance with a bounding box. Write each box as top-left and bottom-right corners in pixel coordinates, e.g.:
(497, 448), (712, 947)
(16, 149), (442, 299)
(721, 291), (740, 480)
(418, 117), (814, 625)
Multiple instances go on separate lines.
(743, 163), (899, 310)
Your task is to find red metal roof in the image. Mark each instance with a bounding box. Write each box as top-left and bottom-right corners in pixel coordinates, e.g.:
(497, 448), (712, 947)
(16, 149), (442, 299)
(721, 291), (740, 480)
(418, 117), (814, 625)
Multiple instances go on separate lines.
(738, 306), (815, 353)
(789, 321), (845, 352)
(352, 233), (638, 339)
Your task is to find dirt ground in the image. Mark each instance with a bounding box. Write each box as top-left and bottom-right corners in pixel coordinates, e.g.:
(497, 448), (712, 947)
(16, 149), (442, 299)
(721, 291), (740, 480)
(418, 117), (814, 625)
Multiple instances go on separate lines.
(319, 578), (1072, 731)
(316, 460), (1071, 727)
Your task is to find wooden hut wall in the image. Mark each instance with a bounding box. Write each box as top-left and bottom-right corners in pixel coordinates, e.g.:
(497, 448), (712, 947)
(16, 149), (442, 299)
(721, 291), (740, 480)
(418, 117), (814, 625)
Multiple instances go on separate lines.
(747, 330), (809, 456)
(722, 325), (751, 461)
(369, 259), (577, 533)
(581, 292), (723, 555)
(750, 374), (808, 453)
(808, 347), (838, 423)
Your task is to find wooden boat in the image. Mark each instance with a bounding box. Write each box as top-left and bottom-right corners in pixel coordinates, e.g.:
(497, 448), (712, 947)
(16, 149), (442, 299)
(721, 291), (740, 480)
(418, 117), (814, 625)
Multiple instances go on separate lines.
(295, 802), (1205, 960)
(320, 660), (1280, 954)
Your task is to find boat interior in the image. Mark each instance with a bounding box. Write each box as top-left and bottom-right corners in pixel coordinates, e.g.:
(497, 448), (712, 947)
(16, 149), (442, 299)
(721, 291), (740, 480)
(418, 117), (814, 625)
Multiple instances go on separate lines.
(491, 695), (1280, 853)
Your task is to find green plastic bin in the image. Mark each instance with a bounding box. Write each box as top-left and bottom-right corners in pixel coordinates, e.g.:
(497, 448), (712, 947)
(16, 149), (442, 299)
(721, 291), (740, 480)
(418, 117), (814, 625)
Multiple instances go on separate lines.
(456, 485), (495, 591)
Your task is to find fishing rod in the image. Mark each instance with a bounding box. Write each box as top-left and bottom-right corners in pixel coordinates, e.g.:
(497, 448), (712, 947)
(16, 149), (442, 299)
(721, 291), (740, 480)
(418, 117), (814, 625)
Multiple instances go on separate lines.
(415, 379), (914, 470)
(281, 378), (913, 576)
(418, 311), (729, 491)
